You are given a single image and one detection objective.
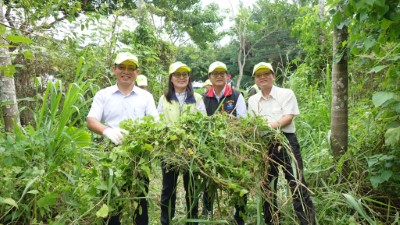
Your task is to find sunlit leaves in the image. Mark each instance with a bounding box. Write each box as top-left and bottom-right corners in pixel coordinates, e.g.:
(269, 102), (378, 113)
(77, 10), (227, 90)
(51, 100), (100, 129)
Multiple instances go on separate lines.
(0, 65), (17, 77)
(96, 204), (109, 218)
(6, 35), (33, 44)
(1, 197), (18, 209)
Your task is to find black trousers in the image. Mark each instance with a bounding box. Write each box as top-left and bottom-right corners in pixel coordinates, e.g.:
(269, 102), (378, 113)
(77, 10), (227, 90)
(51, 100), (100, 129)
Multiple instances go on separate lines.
(263, 133), (316, 225)
(203, 179), (247, 225)
(107, 177), (149, 225)
(161, 163), (199, 225)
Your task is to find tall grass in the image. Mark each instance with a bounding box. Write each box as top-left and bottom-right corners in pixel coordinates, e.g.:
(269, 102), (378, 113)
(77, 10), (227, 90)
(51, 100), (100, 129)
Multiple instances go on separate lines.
(0, 58), (102, 224)
(289, 62), (400, 224)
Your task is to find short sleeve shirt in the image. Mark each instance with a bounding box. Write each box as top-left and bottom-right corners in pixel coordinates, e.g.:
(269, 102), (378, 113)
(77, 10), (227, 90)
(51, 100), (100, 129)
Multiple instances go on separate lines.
(248, 85), (299, 133)
(87, 85), (159, 128)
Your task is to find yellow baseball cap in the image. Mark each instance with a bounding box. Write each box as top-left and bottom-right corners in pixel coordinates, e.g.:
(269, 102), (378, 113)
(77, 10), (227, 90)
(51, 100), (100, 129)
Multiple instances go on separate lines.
(252, 62), (274, 76)
(208, 61), (227, 73)
(203, 79), (212, 87)
(168, 62), (191, 75)
(136, 75), (148, 86)
(115, 52), (139, 67)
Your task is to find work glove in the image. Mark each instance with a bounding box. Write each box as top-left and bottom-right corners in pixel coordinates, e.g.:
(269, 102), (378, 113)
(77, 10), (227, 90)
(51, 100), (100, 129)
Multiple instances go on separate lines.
(102, 127), (129, 145)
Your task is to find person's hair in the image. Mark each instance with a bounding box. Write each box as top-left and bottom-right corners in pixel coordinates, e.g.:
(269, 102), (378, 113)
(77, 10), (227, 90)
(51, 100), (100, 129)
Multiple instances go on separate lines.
(165, 74), (194, 103)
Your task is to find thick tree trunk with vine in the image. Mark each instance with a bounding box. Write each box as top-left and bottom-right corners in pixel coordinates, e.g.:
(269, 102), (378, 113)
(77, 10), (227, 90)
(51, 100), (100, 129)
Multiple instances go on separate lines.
(0, 2), (20, 131)
(330, 23), (348, 158)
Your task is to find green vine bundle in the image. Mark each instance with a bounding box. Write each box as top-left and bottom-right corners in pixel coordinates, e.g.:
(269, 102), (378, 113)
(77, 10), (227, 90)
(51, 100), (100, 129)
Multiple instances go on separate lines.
(115, 113), (291, 200)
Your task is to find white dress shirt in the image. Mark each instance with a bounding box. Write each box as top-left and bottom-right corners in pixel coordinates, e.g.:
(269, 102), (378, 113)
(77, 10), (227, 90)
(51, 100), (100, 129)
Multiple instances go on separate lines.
(248, 85), (299, 133)
(87, 85), (159, 128)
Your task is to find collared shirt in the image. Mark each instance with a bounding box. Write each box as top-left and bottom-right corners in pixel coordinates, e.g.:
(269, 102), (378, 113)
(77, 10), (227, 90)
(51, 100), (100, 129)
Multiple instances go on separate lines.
(248, 85), (299, 133)
(157, 92), (207, 115)
(206, 85), (247, 118)
(87, 85), (159, 128)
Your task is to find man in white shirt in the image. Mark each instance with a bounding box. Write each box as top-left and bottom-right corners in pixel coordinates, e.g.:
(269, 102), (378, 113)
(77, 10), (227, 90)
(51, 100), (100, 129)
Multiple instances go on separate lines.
(248, 62), (315, 225)
(87, 52), (158, 225)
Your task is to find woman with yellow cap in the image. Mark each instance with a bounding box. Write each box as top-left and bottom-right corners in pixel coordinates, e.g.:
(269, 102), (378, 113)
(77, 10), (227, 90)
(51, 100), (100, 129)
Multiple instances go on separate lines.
(157, 62), (206, 225)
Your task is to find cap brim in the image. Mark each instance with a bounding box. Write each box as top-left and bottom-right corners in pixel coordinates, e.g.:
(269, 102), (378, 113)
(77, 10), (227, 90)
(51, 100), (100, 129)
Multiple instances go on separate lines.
(253, 66), (272, 75)
(209, 66), (227, 73)
(171, 66), (191, 74)
(116, 59), (138, 66)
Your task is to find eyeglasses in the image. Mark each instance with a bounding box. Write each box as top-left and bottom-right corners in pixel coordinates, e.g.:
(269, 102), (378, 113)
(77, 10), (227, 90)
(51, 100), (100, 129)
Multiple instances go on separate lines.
(254, 72), (273, 78)
(211, 72), (226, 77)
(172, 73), (189, 78)
(116, 64), (137, 72)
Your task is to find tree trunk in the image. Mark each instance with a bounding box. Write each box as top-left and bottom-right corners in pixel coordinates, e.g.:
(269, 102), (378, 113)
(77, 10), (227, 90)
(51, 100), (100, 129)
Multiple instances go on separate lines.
(236, 17), (247, 90)
(0, 1), (20, 132)
(14, 55), (36, 126)
(236, 33), (245, 89)
(318, 0), (325, 18)
(330, 22), (348, 158)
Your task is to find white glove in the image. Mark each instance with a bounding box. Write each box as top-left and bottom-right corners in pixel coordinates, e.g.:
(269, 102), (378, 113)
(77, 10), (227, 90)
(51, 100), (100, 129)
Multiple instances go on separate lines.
(102, 127), (129, 145)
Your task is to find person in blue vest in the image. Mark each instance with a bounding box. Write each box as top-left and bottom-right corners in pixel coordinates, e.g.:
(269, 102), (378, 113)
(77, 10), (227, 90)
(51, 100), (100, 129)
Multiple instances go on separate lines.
(87, 52), (159, 225)
(202, 61), (247, 225)
(158, 61), (207, 225)
(248, 62), (316, 225)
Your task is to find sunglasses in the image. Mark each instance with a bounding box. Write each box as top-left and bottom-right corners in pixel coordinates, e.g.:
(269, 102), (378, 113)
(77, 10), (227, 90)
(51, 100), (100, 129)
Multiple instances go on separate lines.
(116, 64), (137, 72)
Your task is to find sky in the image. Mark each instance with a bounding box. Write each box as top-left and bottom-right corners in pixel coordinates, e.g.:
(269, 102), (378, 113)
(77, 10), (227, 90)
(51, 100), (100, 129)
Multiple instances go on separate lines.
(201, 0), (256, 45)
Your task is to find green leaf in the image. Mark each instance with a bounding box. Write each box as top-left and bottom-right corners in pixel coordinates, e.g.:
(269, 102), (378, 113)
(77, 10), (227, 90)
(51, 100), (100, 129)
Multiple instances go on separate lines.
(143, 143), (154, 151)
(239, 189), (249, 197)
(372, 92), (395, 107)
(381, 170), (393, 181)
(27, 190), (39, 195)
(364, 38), (376, 50)
(96, 204), (109, 218)
(1, 198), (18, 208)
(365, 0), (376, 6)
(343, 193), (374, 223)
(332, 12), (343, 26)
(388, 54), (400, 61)
(24, 50), (33, 60)
(368, 65), (388, 73)
(0, 65), (17, 77)
(6, 35), (33, 44)
(0, 24), (6, 34)
(385, 127), (400, 147)
(141, 165), (151, 178)
(381, 18), (393, 30)
(370, 175), (383, 188)
(37, 193), (58, 208)
(393, 103), (400, 113)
